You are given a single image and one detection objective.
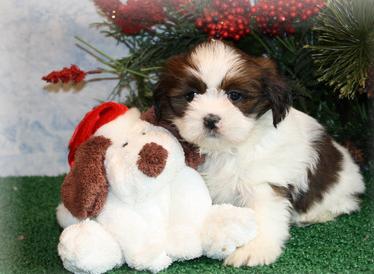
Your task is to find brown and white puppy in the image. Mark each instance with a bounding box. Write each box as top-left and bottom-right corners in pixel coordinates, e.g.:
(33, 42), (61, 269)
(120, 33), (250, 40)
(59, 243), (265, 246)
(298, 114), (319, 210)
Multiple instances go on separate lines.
(153, 40), (365, 266)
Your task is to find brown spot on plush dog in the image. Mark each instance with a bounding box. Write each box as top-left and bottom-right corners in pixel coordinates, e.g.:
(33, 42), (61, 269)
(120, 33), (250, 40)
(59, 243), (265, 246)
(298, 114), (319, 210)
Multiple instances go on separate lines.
(137, 142), (168, 177)
(61, 136), (111, 219)
(141, 107), (205, 169)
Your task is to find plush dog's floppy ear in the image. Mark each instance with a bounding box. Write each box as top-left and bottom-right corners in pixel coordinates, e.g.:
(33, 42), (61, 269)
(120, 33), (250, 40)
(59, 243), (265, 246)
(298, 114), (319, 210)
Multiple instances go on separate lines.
(61, 136), (112, 219)
(256, 57), (292, 127)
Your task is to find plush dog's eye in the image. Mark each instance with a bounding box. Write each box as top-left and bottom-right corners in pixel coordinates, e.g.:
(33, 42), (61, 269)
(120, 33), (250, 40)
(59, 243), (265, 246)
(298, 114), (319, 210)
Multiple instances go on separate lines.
(227, 90), (243, 102)
(184, 91), (197, 102)
(122, 142), (128, 147)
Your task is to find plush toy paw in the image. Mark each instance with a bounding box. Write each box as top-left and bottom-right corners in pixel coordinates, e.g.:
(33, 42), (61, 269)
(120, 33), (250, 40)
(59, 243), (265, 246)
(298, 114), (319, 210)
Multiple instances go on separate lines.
(201, 204), (256, 260)
(167, 225), (203, 261)
(127, 250), (172, 273)
(58, 219), (123, 274)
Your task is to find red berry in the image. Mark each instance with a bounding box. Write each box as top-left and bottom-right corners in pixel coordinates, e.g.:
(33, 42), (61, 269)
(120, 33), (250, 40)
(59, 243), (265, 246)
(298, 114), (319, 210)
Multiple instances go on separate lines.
(236, 7), (244, 14)
(195, 19), (203, 28)
(287, 26), (296, 34)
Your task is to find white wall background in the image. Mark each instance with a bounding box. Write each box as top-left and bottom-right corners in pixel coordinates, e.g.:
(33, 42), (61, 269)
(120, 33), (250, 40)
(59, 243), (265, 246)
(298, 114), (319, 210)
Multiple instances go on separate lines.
(0, 0), (127, 176)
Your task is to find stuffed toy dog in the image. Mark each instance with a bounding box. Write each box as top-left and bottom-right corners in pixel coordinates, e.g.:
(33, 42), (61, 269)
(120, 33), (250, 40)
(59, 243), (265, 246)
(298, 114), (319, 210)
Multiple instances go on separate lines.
(56, 102), (256, 273)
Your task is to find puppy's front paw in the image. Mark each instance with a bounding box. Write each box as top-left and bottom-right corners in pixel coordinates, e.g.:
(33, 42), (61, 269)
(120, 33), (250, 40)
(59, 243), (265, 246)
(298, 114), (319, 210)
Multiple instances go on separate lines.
(224, 237), (282, 267)
(202, 204), (256, 260)
(58, 220), (123, 274)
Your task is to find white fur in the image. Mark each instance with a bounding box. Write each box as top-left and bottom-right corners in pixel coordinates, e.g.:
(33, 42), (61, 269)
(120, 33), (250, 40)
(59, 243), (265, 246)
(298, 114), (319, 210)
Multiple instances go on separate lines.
(171, 41), (365, 267)
(189, 41), (244, 88)
(56, 203), (79, 228)
(57, 108), (256, 273)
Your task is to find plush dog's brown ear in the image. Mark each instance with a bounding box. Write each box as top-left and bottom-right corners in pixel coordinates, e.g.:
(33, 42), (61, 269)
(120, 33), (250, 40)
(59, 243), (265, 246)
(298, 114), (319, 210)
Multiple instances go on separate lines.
(61, 136), (112, 219)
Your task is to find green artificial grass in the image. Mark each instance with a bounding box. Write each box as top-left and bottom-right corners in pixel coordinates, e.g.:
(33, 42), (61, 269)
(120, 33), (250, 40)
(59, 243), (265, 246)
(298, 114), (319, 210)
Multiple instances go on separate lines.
(0, 168), (373, 274)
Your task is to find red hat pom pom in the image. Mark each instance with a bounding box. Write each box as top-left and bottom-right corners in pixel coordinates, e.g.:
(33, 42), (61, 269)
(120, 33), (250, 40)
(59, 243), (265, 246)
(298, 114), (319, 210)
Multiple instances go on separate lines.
(68, 102), (128, 167)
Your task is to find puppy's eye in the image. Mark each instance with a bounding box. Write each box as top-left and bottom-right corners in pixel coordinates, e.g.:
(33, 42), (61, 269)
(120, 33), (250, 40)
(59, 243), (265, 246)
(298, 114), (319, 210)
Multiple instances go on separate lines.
(122, 142), (128, 147)
(184, 91), (197, 102)
(227, 90), (243, 102)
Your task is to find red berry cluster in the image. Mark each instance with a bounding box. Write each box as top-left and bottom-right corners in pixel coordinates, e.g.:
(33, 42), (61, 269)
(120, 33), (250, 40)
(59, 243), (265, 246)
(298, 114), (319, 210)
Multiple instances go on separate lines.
(94, 0), (165, 35)
(195, 0), (252, 41)
(252, 0), (325, 36)
(42, 65), (87, 84)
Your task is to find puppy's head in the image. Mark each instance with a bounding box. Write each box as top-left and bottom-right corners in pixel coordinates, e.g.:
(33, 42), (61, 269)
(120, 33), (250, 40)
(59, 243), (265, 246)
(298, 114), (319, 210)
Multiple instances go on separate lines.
(154, 40), (291, 151)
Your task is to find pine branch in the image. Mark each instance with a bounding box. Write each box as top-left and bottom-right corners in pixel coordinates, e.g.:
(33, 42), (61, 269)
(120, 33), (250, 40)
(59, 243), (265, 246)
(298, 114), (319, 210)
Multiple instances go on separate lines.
(308, 0), (374, 98)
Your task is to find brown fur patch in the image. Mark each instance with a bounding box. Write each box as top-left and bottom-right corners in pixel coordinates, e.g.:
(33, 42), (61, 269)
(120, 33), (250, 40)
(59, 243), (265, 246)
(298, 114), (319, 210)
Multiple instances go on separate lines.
(154, 54), (207, 120)
(137, 142), (168, 177)
(270, 184), (292, 200)
(292, 133), (343, 213)
(220, 49), (291, 126)
(61, 136), (111, 219)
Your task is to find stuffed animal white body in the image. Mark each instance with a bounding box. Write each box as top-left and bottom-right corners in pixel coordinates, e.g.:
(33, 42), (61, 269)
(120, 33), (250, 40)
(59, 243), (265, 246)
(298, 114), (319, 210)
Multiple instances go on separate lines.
(57, 106), (256, 273)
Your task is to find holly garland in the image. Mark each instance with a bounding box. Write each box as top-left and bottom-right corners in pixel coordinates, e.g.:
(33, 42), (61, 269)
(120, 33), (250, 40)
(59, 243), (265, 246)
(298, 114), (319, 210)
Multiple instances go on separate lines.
(93, 0), (165, 35)
(251, 0), (325, 36)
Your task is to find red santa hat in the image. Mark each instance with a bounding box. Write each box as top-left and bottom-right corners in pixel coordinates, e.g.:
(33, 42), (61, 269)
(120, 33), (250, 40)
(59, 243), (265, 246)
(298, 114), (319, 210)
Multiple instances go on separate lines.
(68, 102), (128, 167)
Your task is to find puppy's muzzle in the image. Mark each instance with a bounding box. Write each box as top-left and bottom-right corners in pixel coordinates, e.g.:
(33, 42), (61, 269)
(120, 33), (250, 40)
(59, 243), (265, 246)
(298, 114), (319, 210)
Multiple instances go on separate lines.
(137, 142), (168, 178)
(203, 114), (221, 130)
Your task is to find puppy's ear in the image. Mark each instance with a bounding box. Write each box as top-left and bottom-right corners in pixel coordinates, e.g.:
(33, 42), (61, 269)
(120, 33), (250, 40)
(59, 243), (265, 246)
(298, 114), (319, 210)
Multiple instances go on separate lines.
(153, 54), (189, 122)
(61, 136), (112, 219)
(257, 57), (292, 127)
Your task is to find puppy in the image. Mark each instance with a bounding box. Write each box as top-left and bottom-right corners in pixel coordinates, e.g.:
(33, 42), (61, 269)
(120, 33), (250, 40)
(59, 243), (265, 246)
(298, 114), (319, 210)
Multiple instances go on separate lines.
(153, 40), (365, 267)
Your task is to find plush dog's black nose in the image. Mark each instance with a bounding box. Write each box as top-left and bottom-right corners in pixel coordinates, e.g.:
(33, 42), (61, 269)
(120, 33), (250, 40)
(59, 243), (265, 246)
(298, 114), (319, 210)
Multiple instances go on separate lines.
(203, 114), (221, 130)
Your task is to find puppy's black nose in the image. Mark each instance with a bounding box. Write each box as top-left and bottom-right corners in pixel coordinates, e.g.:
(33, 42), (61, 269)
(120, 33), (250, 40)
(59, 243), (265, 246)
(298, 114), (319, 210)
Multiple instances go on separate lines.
(203, 114), (221, 130)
